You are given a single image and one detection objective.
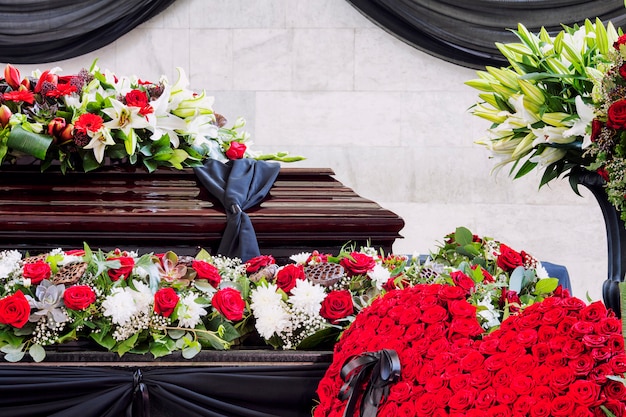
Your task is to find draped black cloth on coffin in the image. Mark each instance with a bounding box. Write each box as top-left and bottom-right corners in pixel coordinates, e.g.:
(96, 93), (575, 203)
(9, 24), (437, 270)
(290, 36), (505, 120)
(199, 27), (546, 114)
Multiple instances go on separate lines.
(0, 364), (329, 417)
(345, 0), (626, 69)
(0, 0), (176, 64)
(194, 159), (280, 262)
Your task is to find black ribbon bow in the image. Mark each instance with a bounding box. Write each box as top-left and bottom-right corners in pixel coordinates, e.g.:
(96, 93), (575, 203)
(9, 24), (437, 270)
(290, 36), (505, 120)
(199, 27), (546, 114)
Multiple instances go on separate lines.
(129, 369), (150, 417)
(338, 349), (401, 417)
(194, 158), (280, 262)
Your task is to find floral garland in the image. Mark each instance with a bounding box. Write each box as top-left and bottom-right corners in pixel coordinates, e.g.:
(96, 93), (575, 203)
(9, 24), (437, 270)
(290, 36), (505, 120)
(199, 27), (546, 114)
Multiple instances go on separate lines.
(0, 62), (302, 173)
(0, 227), (558, 362)
(313, 285), (626, 417)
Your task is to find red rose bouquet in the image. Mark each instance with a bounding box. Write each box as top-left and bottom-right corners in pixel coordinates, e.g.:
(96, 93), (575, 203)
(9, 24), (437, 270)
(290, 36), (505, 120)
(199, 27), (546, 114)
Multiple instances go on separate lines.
(314, 287), (626, 417)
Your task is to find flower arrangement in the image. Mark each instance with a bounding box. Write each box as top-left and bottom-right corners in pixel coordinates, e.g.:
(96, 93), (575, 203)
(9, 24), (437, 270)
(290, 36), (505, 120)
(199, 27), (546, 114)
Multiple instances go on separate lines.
(466, 19), (620, 187)
(0, 62), (302, 173)
(0, 227), (558, 363)
(586, 34), (626, 222)
(313, 285), (626, 417)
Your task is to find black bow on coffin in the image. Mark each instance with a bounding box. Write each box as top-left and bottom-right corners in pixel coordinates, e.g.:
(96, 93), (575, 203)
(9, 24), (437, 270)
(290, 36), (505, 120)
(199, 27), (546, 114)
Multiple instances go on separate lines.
(338, 349), (401, 417)
(194, 158), (280, 262)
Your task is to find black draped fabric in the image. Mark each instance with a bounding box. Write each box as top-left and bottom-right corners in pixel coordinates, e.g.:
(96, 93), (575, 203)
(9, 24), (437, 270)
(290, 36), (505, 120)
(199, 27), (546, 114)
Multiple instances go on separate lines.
(345, 0), (626, 69)
(0, 0), (176, 64)
(194, 159), (281, 262)
(0, 364), (329, 417)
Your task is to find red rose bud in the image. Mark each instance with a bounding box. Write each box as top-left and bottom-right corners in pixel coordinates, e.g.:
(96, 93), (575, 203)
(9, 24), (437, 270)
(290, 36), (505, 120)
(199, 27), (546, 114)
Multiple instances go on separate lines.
(614, 34), (626, 51)
(590, 119), (603, 143)
(225, 141), (246, 160)
(3, 64), (22, 89)
(0, 105), (12, 127)
(597, 167), (610, 183)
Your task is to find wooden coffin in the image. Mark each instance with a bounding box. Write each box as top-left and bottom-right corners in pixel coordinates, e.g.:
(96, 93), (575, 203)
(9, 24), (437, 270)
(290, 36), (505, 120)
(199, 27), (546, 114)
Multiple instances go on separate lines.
(0, 166), (404, 260)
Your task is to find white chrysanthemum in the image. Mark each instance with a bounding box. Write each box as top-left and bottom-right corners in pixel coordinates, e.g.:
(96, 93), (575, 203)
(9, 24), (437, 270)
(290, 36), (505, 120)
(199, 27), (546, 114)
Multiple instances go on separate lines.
(102, 288), (138, 326)
(0, 250), (22, 279)
(477, 294), (500, 329)
(130, 282), (153, 314)
(177, 293), (207, 328)
(289, 252), (310, 265)
(250, 283), (283, 312)
(58, 254), (84, 265)
(289, 279), (326, 315)
(367, 263), (391, 290)
(535, 262), (549, 279)
(254, 305), (292, 339)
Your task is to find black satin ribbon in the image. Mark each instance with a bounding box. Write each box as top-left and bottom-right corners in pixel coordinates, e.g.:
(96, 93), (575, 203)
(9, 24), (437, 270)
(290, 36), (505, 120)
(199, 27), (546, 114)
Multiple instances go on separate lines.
(130, 369), (150, 417)
(338, 349), (401, 417)
(194, 158), (280, 262)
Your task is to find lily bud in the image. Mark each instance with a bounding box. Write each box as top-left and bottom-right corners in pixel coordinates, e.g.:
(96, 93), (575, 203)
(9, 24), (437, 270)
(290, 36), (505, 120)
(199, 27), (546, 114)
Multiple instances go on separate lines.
(0, 105), (12, 127)
(3, 64), (22, 90)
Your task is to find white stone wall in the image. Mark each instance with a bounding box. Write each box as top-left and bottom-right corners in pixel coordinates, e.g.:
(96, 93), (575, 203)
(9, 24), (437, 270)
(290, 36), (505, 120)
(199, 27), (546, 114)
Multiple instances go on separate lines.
(9, 0), (607, 300)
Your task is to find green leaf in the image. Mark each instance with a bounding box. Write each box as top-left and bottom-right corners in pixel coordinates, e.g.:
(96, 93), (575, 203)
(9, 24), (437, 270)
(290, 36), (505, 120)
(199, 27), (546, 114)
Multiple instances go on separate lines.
(535, 278), (559, 295)
(508, 267), (525, 293)
(182, 341), (201, 359)
(7, 126), (53, 160)
(90, 331), (116, 350)
(454, 227), (473, 246)
(296, 327), (341, 350)
(29, 343), (46, 362)
(115, 332), (139, 356)
(150, 343), (173, 359)
(3, 350), (25, 362)
(167, 329), (186, 340)
(206, 317), (241, 342)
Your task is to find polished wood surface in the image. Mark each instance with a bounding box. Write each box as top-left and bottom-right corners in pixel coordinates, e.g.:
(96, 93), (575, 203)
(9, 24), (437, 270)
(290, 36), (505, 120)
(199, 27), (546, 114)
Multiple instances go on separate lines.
(0, 166), (404, 258)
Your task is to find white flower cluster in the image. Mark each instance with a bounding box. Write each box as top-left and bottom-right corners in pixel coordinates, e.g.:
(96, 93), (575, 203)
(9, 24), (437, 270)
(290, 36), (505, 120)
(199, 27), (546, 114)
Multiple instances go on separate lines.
(176, 293), (208, 328)
(250, 279), (328, 349)
(102, 282), (154, 340)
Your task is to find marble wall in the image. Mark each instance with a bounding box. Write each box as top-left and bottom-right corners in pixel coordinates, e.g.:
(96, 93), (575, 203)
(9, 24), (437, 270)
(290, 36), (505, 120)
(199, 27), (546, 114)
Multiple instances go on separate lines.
(8, 0), (607, 300)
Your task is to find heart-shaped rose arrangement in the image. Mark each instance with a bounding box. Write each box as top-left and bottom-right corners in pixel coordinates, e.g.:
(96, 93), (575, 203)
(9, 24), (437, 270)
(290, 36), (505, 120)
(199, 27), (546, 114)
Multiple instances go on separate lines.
(314, 284), (626, 417)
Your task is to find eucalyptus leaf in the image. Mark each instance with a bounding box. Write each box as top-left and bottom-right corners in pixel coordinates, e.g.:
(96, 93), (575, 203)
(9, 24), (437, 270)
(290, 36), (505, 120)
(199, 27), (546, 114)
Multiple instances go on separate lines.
(167, 329), (186, 340)
(29, 343), (46, 362)
(508, 267), (525, 293)
(182, 342), (201, 359)
(3, 351), (25, 362)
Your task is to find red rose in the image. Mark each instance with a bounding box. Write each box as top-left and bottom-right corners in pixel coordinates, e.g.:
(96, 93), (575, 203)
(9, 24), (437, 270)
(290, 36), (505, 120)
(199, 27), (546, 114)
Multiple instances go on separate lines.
(614, 34), (626, 51)
(23, 261), (52, 285)
(579, 301), (607, 322)
(125, 89), (149, 107)
(225, 141), (246, 159)
(591, 119), (604, 143)
(496, 244), (523, 271)
(212, 288), (245, 321)
(569, 380), (601, 406)
(320, 290), (353, 324)
(0, 290), (30, 328)
(63, 285), (96, 311)
(245, 255), (275, 274)
(107, 256), (135, 281)
(154, 287), (179, 317)
(339, 252), (376, 276)
(275, 264), (305, 293)
(607, 99), (626, 130)
(192, 260), (221, 288)
(450, 271), (475, 292)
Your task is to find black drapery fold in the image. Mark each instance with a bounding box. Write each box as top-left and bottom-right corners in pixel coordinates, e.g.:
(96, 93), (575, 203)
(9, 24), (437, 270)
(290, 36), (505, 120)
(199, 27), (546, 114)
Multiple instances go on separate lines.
(345, 0), (626, 69)
(0, 364), (329, 417)
(0, 0), (176, 64)
(194, 159), (281, 262)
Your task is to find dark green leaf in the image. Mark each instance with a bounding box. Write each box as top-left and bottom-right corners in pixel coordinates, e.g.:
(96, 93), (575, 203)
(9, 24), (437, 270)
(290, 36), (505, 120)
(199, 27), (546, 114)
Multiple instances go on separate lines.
(7, 126), (53, 160)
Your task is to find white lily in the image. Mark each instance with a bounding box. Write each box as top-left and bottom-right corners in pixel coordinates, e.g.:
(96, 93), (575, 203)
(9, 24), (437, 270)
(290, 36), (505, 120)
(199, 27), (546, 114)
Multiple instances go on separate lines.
(530, 147), (567, 167)
(102, 99), (151, 155)
(83, 128), (115, 163)
(145, 83), (187, 148)
(563, 95), (595, 148)
(531, 125), (575, 146)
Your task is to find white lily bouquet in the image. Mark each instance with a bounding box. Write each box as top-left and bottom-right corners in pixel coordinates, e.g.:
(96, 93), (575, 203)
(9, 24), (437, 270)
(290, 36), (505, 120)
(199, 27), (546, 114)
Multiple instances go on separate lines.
(466, 19), (621, 188)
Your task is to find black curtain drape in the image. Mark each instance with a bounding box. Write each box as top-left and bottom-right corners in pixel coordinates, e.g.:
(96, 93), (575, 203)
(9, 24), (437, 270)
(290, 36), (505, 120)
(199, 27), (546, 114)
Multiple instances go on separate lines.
(0, 364), (329, 417)
(0, 0), (176, 64)
(345, 0), (626, 69)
